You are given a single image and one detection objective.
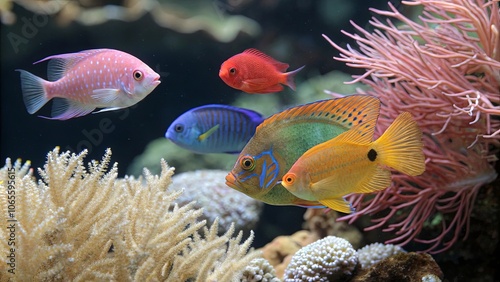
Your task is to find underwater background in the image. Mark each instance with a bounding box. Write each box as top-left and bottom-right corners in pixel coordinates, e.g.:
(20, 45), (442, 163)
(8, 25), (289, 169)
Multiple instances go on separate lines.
(1, 0), (395, 172)
(1, 0), (392, 245)
(1, 0), (499, 281)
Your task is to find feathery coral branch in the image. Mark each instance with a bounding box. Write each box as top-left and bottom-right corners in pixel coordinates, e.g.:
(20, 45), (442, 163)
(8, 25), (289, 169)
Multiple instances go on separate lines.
(0, 147), (258, 280)
(323, 0), (499, 253)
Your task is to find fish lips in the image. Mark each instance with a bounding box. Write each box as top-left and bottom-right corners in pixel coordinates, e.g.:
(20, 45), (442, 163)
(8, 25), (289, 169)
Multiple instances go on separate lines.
(225, 172), (239, 190)
(151, 75), (161, 86)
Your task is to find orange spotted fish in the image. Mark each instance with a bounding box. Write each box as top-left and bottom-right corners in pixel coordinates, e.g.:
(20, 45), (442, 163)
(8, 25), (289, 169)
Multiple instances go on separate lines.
(225, 95), (381, 207)
(219, 48), (304, 94)
(281, 112), (425, 213)
(17, 49), (161, 120)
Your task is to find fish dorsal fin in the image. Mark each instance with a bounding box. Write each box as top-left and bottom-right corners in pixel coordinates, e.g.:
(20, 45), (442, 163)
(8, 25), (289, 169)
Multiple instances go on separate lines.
(34, 49), (111, 81)
(256, 95), (380, 134)
(329, 117), (375, 145)
(243, 48), (289, 72)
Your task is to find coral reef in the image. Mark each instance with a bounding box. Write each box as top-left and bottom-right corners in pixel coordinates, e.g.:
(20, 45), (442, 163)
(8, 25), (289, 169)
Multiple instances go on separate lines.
(240, 258), (281, 282)
(169, 169), (263, 235)
(351, 253), (444, 282)
(0, 147), (258, 281)
(260, 230), (315, 278)
(283, 235), (358, 282)
(324, 0), (500, 253)
(356, 243), (406, 269)
(3, 0), (260, 42)
(302, 208), (363, 249)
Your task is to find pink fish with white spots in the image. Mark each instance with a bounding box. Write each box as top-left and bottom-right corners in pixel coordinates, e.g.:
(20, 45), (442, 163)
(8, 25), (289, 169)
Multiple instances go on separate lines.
(17, 48), (161, 120)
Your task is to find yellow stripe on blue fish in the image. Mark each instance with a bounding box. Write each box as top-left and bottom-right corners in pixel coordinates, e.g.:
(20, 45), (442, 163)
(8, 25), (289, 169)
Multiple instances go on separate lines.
(165, 104), (264, 154)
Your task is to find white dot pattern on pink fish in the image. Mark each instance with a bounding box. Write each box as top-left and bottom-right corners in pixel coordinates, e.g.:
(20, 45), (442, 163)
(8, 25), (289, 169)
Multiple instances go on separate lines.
(17, 48), (161, 120)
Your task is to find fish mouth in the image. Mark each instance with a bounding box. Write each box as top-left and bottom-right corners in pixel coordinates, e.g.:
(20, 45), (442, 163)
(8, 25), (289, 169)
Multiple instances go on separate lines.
(152, 76), (161, 86)
(225, 172), (238, 189)
(218, 68), (227, 79)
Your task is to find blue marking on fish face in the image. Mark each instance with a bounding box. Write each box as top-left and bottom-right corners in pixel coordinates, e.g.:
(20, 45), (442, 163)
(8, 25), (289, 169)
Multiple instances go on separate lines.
(251, 148), (280, 190)
(237, 169), (258, 183)
(259, 159), (267, 188)
(230, 147), (281, 193)
(265, 161), (278, 188)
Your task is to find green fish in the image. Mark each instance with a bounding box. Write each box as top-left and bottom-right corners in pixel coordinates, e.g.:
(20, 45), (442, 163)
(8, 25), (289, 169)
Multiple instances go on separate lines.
(225, 95), (381, 207)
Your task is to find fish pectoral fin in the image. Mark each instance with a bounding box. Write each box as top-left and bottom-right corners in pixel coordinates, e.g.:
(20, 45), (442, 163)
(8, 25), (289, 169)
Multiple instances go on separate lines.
(257, 84), (284, 93)
(311, 166), (391, 196)
(92, 88), (121, 104)
(242, 77), (269, 87)
(41, 98), (95, 120)
(198, 124), (220, 141)
(243, 78), (270, 87)
(242, 78), (284, 93)
(120, 80), (134, 95)
(318, 198), (353, 214)
(355, 165), (392, 194)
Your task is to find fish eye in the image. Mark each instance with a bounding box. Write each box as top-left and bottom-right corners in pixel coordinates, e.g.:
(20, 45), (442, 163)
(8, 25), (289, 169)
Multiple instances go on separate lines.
(283, 173), (296, 185)
(229, 67), (236, 75)
(133, 70), (143, 81)
(240, 156), (255, 171)
(174, 124), (184, 133)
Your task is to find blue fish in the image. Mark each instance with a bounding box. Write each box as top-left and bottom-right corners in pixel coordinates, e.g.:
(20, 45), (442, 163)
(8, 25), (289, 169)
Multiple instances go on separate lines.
(165, 104), (265, 154)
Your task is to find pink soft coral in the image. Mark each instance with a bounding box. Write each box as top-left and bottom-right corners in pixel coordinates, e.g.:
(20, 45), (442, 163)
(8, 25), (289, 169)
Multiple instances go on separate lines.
(324, 0), (500, 253)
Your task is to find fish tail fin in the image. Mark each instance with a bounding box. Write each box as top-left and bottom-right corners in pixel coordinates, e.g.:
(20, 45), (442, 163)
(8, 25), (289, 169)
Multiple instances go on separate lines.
(16, 69), (50, 114)
(284, 65), (305, 91)
(373, 112), (425, 176)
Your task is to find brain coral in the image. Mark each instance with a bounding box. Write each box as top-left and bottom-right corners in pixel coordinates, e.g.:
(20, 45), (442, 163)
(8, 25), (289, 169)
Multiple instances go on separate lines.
(284, 236), (358, 282)
(169, 170), (263, 234)
(356, 243), (406, 269)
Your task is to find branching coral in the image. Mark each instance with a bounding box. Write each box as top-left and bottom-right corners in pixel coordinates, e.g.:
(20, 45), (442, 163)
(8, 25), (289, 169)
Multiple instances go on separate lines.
(323, 0), (499, 253)
(0, 147), (258, 281)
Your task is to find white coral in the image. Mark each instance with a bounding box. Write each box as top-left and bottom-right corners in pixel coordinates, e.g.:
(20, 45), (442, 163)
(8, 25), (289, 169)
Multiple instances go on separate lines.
(240, 258), (281, 282)
(284, 236), (357, 282)
(170, 170), (263, 234)
(356, 242), (406, 269)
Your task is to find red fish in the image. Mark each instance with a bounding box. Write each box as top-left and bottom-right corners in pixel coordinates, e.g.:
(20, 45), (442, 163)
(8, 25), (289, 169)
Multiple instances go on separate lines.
(219, 48), (304, 94)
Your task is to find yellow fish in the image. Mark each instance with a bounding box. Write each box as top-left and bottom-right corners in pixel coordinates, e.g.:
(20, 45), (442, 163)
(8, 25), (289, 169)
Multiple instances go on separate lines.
(281, 112), (425, 213)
